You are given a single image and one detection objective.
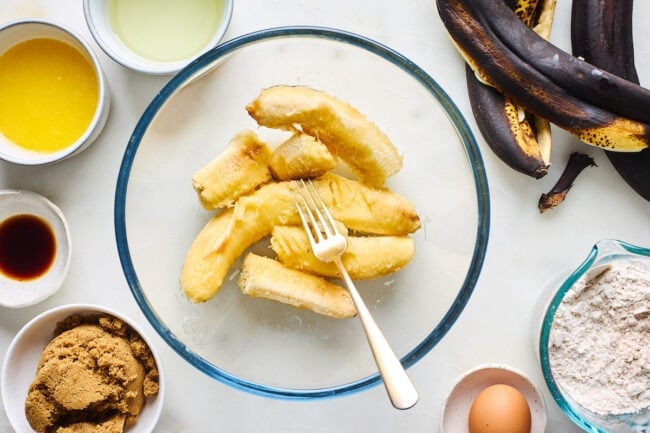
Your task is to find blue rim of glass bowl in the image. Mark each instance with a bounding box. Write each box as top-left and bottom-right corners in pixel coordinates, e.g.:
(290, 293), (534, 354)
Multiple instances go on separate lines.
(114, 26), (491, 400)
(538, 239), (650, 432)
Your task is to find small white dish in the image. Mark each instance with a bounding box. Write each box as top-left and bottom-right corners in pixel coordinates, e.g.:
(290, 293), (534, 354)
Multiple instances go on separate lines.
(0, 19), (110, 165)
(1, 303), (165, 433)
(440, 363), (547, 433)
(0, 190), (71, 308)
(83, 0), (233, 75)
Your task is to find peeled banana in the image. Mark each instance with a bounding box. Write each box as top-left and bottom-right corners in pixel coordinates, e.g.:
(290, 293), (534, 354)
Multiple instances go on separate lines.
(436, 0), (650, 151)
(180, 208), (236, 303)
(571, 0), (650, 201)
(192, 130), (272, 209)
(181, 174), (420, 303)
(246, 85), (403, 187)
(269, 132), (336, 181)
(238, 253), (356, 319)
(270, 225), (415, 280)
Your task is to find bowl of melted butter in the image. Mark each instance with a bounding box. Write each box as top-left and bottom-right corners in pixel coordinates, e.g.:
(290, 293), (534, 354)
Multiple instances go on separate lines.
(0, 19), (110, 165)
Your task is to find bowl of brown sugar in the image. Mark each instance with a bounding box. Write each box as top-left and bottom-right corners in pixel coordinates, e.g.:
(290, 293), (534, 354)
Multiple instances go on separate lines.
(1, 303), (164, 433)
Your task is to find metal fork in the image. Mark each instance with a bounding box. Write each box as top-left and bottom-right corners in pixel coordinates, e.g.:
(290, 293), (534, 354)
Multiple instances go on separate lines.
(294, 179), (419, 410)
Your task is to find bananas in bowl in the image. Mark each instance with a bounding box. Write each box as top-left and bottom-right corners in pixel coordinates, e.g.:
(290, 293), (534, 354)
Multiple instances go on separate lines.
(180, 85), (421, 318)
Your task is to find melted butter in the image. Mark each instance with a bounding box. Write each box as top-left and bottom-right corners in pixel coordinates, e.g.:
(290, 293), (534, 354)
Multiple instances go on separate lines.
(109, 0), (224, 62)
(0, 38), (98, 153)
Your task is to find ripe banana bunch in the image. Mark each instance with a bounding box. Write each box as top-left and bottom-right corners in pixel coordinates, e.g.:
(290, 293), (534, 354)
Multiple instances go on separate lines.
(437, 0), (650, 200)
(181, 85), (420, 318)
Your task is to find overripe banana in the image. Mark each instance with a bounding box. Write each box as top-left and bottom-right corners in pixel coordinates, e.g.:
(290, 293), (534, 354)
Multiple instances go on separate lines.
(571, 0), (650, 201)
(436, 0), (650, 151)
(466, 0), (554, 178)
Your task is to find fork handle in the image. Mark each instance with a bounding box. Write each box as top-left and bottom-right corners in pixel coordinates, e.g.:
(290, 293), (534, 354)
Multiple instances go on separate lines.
(333, 258), (419, 410)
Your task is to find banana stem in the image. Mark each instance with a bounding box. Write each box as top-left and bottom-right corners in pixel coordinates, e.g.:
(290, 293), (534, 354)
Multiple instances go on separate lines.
(538, 152), (596, 213)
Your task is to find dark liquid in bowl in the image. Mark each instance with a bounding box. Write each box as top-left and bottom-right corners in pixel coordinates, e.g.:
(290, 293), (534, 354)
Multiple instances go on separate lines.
(0, 214), (56, 280)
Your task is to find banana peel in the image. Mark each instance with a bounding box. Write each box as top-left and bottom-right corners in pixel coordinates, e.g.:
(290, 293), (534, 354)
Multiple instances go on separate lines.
(466, 0), (554, 178)
(436, 0), (650, 152)
(571, 0), (650, 201)
(539, 152), (596, 212)
(468, 0), (650, 125)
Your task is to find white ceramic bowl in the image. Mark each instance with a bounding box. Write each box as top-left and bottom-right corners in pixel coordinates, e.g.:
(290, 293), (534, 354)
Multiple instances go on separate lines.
(1, 303), (165, 433)
(83, 0), (233, 75)
(0, 190), (71, 308)
(0, 19), (110, 165)
(440, 363), (547, 433)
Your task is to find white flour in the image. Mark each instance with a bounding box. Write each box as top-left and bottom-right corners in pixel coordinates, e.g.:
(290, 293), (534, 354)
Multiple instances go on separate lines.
(548, 261), (650, 416)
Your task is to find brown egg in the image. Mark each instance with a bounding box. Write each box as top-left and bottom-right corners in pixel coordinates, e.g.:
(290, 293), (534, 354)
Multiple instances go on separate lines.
(468, 384), (532, 433)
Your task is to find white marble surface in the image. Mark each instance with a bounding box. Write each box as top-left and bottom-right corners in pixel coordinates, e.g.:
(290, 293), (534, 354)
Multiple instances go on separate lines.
(1, 1), (649, 432)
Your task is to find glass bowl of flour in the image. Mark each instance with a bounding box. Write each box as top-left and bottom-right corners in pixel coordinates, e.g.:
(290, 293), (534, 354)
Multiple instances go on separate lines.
(538, 239), (650, 433)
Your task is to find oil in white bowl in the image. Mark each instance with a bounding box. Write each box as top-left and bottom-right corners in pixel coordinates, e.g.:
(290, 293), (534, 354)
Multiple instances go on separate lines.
(108, 0), (225, 63)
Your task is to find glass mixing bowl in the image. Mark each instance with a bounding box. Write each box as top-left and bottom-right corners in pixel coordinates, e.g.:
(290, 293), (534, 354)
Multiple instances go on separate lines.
(114, 26), (490, 399)
(538, 239), (650, 433)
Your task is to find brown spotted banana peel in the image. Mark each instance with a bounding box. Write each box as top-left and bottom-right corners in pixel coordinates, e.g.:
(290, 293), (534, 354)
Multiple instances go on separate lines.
(571, 0), (650, 201)
(469, 0), (650, 124)
(465, 0), (555, 178)
(436, 0), (650, 152)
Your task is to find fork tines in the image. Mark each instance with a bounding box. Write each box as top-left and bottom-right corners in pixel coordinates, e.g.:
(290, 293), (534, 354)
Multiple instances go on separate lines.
(293, 179), (337, 241)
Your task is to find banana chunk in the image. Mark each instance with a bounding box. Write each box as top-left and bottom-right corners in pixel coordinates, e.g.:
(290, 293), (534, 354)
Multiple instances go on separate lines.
(238, 253), (356, 319)
(192, 130), (272, 209)
(271, 225), (415, 279)
(311, 173), (420, 235)
(232, 173), (421, 236)
(180, 209), (237, 303)
(246, 85), (403, 187)
(180, 173), (420, 303)
(269, 133), (336, 181)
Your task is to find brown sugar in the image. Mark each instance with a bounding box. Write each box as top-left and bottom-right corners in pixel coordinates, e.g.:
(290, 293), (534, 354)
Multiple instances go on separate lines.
(24, 314), (160, 433)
